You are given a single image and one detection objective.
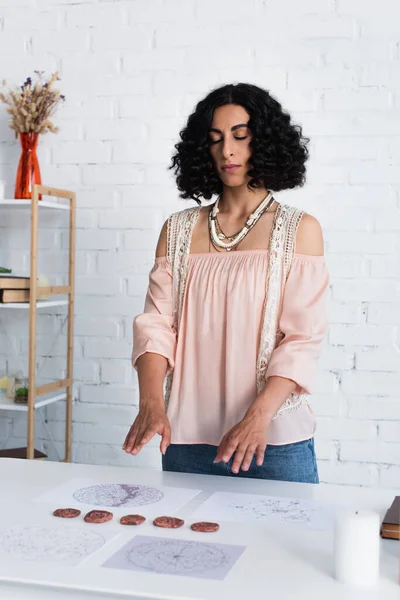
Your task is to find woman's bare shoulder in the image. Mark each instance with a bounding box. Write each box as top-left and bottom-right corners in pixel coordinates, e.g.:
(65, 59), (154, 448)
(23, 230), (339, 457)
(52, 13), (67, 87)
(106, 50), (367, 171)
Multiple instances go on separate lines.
(156, 205), (201, 258)
(295, 212), (324, 256)
(155, 219), (168, 258)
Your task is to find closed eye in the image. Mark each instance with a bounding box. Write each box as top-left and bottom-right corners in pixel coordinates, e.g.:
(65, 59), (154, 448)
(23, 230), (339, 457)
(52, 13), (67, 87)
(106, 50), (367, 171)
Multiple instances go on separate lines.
(209, 136), (248, 145)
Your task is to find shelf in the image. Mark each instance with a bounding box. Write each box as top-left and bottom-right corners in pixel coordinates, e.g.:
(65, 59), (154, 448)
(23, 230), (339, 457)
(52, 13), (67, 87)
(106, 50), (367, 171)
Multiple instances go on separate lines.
(0, 300), (68, 309)
(0, 199), (70, 210)
(0, 184), (75, 461)
(0, 389), (66, 412)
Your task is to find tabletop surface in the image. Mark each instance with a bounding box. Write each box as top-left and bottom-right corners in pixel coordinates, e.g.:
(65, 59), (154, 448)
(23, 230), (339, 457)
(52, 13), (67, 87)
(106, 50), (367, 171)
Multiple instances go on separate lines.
(0, 457), (398, 600)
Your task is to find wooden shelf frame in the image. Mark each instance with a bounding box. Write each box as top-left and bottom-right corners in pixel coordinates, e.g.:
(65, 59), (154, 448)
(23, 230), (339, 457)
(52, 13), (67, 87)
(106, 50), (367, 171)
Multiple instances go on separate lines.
(1, 184), (76, 461)
(28, 184), (76, 461)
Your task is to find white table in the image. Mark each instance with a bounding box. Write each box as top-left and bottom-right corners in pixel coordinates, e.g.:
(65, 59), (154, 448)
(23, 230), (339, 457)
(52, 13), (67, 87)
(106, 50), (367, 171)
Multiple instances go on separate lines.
(0, 458), (398, 600)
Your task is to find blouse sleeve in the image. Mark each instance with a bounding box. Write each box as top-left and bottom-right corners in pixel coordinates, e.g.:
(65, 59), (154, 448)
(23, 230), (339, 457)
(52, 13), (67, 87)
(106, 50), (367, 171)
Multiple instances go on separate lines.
(131, 257), (177, 376)
(264, 254), (330, 395)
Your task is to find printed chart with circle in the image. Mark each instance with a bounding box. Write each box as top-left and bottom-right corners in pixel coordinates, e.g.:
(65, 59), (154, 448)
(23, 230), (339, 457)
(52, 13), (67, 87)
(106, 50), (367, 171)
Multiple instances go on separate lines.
(103, 535), (246, 580)
(35, 479), (201, 517)
(192, 492), (334, 531)
(0, 524), (106, 566)
(231, 498), (313, 524)
(73, 483), (164, 507)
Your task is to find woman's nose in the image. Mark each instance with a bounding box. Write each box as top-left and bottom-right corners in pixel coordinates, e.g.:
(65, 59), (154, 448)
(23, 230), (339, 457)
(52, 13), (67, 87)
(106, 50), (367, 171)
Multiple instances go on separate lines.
(222, 139), (234, 159)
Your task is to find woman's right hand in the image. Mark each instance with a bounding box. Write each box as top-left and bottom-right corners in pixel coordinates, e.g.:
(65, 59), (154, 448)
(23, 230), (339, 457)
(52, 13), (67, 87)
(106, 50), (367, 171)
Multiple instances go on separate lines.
(122, 402), (171, 456)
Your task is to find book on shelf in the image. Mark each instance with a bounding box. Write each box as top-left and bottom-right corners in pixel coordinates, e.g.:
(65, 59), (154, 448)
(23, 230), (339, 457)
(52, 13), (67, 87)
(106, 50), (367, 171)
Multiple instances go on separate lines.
(0, 276), (30, 290)
(0, 289), (30, 303)
(0, 447), (47, 460)
(380, 496), (400, 540)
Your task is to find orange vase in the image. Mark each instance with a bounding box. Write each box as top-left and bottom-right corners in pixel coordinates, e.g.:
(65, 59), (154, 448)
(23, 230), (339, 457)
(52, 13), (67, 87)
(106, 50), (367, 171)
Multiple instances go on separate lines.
(15, 132), (42, 200)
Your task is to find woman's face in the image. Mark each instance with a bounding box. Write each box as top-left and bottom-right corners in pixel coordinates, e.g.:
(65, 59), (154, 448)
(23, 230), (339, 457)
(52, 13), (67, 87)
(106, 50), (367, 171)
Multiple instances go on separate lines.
(208, 104), (253, 188)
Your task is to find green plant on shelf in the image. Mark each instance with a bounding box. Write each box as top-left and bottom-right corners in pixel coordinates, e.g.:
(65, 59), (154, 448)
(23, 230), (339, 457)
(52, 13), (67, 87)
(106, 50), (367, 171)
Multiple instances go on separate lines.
(14, 386), (28, 404)
(0, 267), (12, 273)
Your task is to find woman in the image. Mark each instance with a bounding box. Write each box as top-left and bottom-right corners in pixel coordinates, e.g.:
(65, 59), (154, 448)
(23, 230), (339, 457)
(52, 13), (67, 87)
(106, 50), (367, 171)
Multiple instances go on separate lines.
(123, 83), (330, 483)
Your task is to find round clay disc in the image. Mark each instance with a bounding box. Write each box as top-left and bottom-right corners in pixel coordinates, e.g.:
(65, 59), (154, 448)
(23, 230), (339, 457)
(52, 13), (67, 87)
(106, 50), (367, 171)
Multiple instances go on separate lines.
(53, 508), (81, 519)
(191, 521), (220, 533)
(120, 514), (146, 526)
(84, 510), (113, 524)
(153, 516), (184, 529)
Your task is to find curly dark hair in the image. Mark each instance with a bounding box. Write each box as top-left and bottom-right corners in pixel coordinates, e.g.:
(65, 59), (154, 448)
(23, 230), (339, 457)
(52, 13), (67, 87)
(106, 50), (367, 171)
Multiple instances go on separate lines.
(169, 82), (310, 205)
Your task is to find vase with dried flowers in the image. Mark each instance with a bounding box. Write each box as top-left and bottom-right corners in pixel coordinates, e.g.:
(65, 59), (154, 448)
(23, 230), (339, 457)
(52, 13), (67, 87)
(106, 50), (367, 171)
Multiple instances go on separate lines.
(0, 71), (65, 200)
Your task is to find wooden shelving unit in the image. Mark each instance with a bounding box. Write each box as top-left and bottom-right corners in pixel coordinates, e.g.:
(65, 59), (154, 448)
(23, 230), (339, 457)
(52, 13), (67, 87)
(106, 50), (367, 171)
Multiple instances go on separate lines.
(0, 184), (76, 460)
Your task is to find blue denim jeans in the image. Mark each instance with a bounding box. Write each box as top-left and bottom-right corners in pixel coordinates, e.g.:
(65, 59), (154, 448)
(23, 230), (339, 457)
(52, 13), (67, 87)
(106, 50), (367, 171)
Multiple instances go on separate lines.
(162, 438), (319, 484)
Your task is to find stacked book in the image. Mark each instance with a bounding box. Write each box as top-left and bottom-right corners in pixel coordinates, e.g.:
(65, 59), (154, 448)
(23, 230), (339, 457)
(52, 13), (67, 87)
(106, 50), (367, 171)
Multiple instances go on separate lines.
(380, 496), (400, 540)
(0, 275), (30, 303)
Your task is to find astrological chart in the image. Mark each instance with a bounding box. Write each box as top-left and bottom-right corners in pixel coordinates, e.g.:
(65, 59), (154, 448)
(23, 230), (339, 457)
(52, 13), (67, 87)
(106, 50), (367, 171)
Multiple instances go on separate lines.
(192, 492), (334, 531)
(35, 478), (201, 515)
(103, 535), (246, 580)
(0, 523), (109, 566)
(73, 483), (164, 507)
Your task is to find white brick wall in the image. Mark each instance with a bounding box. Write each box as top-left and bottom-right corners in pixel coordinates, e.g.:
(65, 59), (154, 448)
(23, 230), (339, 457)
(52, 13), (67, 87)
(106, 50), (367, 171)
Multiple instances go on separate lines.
(0, 0), (399, 488)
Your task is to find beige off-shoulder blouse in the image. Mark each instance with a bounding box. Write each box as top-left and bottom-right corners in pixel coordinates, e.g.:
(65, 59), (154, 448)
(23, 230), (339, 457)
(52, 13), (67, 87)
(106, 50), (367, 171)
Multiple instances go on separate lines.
(132, 247), (329, 446)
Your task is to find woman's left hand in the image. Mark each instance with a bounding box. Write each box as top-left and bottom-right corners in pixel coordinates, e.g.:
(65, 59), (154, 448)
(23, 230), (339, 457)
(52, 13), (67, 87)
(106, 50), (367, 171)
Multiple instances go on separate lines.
(214, 404), (272, 474)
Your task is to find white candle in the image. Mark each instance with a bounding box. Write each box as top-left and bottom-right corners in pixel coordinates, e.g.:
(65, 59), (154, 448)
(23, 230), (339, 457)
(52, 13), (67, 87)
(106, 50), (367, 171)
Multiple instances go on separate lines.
(334, 509), (380, 587)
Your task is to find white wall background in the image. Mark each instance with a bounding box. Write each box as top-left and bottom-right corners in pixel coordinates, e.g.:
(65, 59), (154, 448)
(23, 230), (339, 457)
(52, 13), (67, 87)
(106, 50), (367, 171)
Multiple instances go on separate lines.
(0, 0), (399, 487)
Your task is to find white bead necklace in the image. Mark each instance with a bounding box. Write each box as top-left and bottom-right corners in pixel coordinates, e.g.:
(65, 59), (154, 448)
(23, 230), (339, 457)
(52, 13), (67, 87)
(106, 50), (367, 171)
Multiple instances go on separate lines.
(208, 191), (275, 251)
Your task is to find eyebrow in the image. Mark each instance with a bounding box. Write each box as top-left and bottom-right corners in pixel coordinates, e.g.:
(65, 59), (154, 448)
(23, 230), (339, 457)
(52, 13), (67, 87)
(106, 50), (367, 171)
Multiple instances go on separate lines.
(208, 123), (249, 134)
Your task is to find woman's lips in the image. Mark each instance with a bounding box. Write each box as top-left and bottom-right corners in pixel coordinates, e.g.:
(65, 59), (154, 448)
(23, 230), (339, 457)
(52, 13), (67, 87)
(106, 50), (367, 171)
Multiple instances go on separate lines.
(222, 165), (240, 173)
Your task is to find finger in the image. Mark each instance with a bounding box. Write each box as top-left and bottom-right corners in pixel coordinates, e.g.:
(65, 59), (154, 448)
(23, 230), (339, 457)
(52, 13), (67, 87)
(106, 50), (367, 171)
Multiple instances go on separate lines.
(122, 424), (134, 449)
(160, 422), (171, 455)
(214, 435), (228, 463)
(134, 427), (158, 452)
(131, 427), (156, 454)
(256, 445), (266, 467)
(221, 439), (239, 464)
(130, 428), (146, 454)
(123, 426), (138, 453)
(241, 446), (257, 472)
(231, 446), (247, 474)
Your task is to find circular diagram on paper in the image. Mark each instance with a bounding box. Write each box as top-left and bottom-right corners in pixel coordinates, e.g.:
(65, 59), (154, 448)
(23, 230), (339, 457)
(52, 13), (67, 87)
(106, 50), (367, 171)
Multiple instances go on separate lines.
(230, 498), (312, 524)
(0, 524), (105, 563)
(128, 538), (229, 575)
(73, 483), (164, 507)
